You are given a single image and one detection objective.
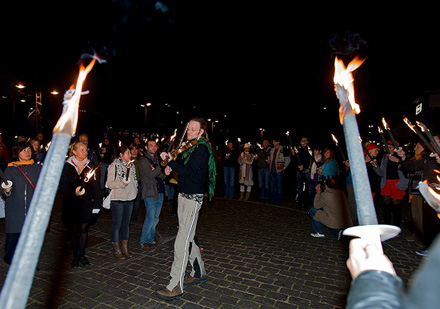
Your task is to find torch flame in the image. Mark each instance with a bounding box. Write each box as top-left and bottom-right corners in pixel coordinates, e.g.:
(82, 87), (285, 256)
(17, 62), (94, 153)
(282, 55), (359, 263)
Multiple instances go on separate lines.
(333, 56), (365, 121)
(331, 134), (338, 144)
(416, 121), (427, 132)
(403, 117), (416, 133)
(53, 57), (96, 135)
(378, 126), (383, 134)
(382, 118), (391, 131)
(170, 129), (177, 141)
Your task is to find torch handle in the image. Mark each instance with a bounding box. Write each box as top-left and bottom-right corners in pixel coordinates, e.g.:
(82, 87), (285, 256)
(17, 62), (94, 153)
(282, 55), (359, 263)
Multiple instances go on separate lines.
(379, 132), (391, 154)
(386, 129), (399, 149)
(125, 166), (130, 181)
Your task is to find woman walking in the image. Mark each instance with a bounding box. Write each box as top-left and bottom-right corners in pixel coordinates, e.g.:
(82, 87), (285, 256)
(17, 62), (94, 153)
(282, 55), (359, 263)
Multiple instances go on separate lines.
(106, 145), (138, 259)
(1, 141), (42, 264)
(59, 141), (102, 268)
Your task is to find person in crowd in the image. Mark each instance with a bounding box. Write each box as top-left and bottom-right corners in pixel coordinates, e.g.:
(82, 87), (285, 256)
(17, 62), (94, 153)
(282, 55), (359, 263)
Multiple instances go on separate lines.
(157, 117), (216, 300)
(129, 144), (142, 222)
(106, 145), (138, 259)
(318, 147), (338, 180)
(309, 178), (353, 239)
(292, 136), (313, 204)
(59, 141), (102, 268)
(237, 143), (255, 201)
(28, 138), (43, 163)
(138, 140), (166, 250)
(375, 141), (408, 227)
(221, 141), (238, 198)
(0, 133), (11, 171)
(396, 139), (440, 256)
(308, 147), (323, 204)
(0, 141), (42, 264)
(269, 137), (291, 204)
(78, 133), (98, 164)
(132, 136), (144, 157)
(98, 137), (115, 189)
(36, 132), (48, 151)
(256, 139), (271, 200)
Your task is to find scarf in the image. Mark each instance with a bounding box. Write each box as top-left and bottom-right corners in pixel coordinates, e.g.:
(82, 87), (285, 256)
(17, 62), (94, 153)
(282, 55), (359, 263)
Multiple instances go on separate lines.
(182, 137), (216, 200)
(114, 157), (137, 183)
(8, 159), (34, 167)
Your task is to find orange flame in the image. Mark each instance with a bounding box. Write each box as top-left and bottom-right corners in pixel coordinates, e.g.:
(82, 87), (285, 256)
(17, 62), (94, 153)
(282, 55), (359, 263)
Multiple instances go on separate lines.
(382, 118), (391, 131)
(403, 117), (416, 133)
(331, 134), (339, 144)
(53, 57), (96, 135)
(333, 56), (365, 118)
(170, 128), (177, 141)
(84, 167), (97, 182)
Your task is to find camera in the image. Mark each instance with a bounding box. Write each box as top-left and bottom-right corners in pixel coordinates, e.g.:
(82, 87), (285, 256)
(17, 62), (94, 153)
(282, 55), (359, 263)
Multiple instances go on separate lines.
(317, 175), (327, 185)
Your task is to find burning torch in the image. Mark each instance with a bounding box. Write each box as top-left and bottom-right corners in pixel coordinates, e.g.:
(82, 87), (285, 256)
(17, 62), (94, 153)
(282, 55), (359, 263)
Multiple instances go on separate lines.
(333, 56), (400, 251)
(75, 166), (98, 196)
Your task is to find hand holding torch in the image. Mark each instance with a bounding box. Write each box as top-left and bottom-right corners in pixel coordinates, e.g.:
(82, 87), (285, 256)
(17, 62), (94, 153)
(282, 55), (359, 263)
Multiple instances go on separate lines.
(75, 166), (98, 196)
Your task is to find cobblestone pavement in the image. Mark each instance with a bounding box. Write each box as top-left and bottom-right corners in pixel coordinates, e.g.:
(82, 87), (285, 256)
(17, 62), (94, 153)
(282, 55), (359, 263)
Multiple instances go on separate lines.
(0, 191), (424, 308)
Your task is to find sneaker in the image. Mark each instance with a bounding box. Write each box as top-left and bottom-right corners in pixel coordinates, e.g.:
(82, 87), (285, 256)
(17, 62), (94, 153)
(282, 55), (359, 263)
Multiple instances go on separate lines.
(156, 285), (183, 300)
(184, 276), (207, 286)
(310, 232), (325, 238)
(416, 250), (429, 257)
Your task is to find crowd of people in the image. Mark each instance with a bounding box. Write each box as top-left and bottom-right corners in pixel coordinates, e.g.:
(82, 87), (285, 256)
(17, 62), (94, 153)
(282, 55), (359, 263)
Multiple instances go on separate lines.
(2, 121), (440, 304)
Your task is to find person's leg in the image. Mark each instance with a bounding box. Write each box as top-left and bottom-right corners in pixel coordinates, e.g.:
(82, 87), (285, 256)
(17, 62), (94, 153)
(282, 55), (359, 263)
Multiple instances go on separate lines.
(149, 193), (164, 242)
(276, 172), (284, 203)
(110, 201), (123, 243)
(309, 208), (324, 234)
(140, 198), (155, 244)
(167, 195), (202, 292)
(4, 233), (20, 264)
(120, 201), (134, 241)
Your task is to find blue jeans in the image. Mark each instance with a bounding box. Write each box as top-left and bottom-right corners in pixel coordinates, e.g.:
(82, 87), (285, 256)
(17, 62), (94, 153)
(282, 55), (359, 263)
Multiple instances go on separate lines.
(309, 207), (341, 237)
(258, 167), (270, 199)
(140, 193), (164, 244)
(269, 170), (284, 203)
(223, 167), (235, 198)
(110, 200), (134, 242)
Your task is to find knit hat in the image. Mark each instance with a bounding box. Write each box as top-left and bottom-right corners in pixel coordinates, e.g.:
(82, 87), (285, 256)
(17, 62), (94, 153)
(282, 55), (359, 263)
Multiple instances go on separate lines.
(367, 143), (379, 151)
(387, 140), (399, 147)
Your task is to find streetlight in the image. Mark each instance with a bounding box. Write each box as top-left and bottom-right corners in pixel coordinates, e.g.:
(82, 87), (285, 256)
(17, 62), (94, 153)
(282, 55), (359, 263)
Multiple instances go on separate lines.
(140, 102), (152, 128)
(259, 128), (265, 140)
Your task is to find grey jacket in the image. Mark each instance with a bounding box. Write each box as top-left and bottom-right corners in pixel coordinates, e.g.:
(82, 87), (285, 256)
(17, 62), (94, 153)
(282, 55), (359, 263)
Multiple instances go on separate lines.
(138, 156), (166, 199)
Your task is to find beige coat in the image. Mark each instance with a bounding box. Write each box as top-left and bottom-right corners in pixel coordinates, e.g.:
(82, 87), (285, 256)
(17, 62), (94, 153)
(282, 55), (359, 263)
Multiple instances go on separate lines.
(106, 161), (138, 201)
(313, 187), (353, 229)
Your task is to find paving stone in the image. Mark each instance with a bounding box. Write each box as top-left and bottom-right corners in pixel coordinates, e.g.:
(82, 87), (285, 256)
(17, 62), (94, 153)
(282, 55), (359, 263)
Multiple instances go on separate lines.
(0, 190), (422, 308)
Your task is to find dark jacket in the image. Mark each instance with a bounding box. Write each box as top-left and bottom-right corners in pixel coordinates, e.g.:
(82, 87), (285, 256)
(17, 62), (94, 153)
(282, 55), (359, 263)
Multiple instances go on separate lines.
(168, 142), (209, 195)
(399, 153), (440, 184)
(138, 156), (166, 199)
(221, 147), (238, 168)
(59, 160), (102, 225)
(1, 162), (42, 233)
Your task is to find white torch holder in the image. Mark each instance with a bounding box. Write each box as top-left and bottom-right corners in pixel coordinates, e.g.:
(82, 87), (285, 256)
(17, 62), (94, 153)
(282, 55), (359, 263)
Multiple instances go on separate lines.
(343, 224), (401, 254)
(1, 180), (13, 189)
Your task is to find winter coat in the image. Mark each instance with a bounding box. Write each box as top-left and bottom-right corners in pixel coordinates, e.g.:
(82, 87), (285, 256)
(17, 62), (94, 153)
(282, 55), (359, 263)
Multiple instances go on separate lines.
(138, 156), (166, 199)
(313, 187), (353, 229)
(106, 158), (138, 201)
(1, 161), (42, 233)
(59, 158), (102, 225)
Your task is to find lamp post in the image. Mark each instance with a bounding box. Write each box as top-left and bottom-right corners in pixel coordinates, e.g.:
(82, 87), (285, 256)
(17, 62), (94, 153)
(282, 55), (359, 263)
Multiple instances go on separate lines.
(140, 102), (152, 128)
(259, 128), (265, 141)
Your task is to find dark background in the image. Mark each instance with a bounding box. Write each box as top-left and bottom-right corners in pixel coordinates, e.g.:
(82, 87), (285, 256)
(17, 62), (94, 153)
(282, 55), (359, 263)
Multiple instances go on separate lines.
(1, 1), (440, 150)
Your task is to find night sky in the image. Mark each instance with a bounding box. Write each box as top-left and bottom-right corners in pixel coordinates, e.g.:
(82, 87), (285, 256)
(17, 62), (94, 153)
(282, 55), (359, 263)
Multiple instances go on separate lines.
(1, 2), (440, 149)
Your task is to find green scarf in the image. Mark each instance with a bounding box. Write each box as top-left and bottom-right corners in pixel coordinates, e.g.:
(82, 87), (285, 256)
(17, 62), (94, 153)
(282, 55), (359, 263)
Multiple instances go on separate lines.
(182, 137), (216, 200)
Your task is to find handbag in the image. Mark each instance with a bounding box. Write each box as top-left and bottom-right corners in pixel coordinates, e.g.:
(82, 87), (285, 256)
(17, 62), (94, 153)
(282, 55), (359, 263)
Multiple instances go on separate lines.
(102, 164), (117, 209)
